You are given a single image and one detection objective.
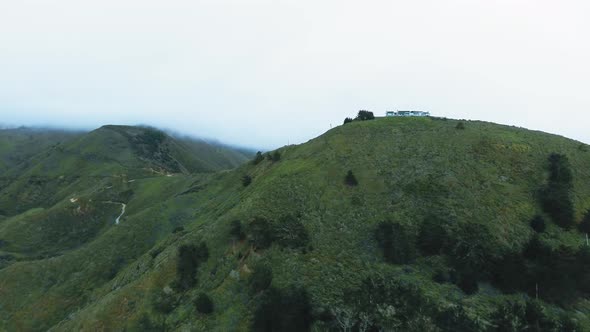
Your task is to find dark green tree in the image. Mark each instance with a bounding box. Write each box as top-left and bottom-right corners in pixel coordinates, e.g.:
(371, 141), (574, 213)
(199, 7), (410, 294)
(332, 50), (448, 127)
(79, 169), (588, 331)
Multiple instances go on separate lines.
(343, 117), (353, 125)
(455, 122), (465, 130)
(249, 262), (273, 294)
(242, 175), (252, 187)
(267, 151), (281, 162)
(418, 216), (449, 256)
(252, 286), (313, 332)
(344, 170), (358, 186)
(229, 220), (245, 241)
(375, 221), (416, 264)
(578, 210), (590, 243)
(540, 153), (574, 229)
(274, 215), (309, 249)
(248, 217), (274, 250)
(491, 301), (526, 332)
(194, 292), (214, 314)
(355, 110), (375, 121)
(530, 215), (546, 233)
(252, 151), (265, 165)
(176, 242), (209, 290)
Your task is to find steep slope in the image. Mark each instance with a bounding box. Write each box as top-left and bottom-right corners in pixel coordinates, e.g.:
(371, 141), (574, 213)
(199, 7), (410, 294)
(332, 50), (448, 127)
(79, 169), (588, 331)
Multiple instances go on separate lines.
(2, 118), (590, 331)
(0, 125), (251, 217)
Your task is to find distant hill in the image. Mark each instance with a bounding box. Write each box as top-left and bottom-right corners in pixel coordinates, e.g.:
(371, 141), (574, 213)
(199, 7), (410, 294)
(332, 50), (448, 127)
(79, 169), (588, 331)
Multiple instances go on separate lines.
(1, 118), (590, 331)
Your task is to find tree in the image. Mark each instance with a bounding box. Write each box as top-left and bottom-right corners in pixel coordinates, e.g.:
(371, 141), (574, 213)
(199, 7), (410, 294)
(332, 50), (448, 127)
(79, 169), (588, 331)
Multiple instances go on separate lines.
(455, 122), (465, 130)
(344, 170), (358, 186)
(579, 210), (590, 245)
(176, 242), (209, 290)
(491, 301), (526, 332)
(343, 117), (353, 125)
(248, 217), (274, 250)
(249, 262), (273, 294)
(242, 175), (252, 187)
(375, 221), (416, 264)
(194, 293), (214, 314)
(418, 216), (449, 256)
(267, 151), (281, 162)
(540, 154), (574, 229)
(356, 110), (375, 121)
(230, 220), (245, 241)
(530, 215), (546, 233)
(274, 215), (309, 249)
(252, 286), (313, 332)
(252, 151), (265, 165)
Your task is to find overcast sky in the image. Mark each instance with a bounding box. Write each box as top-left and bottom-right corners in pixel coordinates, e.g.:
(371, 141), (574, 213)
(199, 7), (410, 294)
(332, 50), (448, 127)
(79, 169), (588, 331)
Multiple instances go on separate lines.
(0, 0), (588, 149)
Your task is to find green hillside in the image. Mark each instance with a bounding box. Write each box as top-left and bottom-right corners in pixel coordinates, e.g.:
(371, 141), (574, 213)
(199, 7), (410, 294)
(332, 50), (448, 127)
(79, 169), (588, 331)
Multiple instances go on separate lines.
(1, 118), (590, 331)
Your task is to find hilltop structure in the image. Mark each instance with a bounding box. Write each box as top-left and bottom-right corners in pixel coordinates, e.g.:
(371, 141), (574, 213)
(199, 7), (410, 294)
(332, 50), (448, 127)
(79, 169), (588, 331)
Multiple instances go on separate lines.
(386, 110), (430, 117)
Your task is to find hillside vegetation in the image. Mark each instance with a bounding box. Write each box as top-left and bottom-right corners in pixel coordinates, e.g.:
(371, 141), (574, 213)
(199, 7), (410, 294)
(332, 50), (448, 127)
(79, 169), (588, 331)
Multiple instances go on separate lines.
(1, 118), (590, 331)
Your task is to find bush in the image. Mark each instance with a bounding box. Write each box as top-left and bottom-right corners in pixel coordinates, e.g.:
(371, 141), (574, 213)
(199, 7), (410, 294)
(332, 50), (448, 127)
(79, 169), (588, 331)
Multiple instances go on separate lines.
(194, 293), (214, 314)
(530, 215), (546, 233)
(578, 210), (590, 234)
(375, 221), (416, 264)
(355, 110), (375, 121)
(491, 301), (526, 332)
(457, 273), (479, 295)
(176, 242), (209, 290)
(455, 122), (465, 130)
(249, 263), (273, 294)
(344, 170), (358, 186)
(248, 217), (274, 250)
(267, 151), (281, 162)
(418, 216), (449, 256)
(252, 286), (313, 332)
(540, 154), (574, 229)
(230, 220), (245, 241)
(242, 175), (252, 187)
(343, 117), (353, 125)
(274, 215), (309, 249)
(252, 151), (265, 165)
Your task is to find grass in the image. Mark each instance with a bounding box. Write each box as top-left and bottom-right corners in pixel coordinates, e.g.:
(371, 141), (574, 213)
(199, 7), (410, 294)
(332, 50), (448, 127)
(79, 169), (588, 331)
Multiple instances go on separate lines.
(1, 118), (590, 330)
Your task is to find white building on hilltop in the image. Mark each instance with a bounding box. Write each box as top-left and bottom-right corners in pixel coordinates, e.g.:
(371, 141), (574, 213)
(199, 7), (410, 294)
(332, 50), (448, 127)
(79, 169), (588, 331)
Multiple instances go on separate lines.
(386, 110), (430, 117)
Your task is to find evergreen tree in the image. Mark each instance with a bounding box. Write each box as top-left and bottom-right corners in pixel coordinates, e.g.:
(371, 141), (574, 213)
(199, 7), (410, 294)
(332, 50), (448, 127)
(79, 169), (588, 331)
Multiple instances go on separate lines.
(242, 175), (252, 187)
(375, 221), (416, 264)
(355, 110), (375, 121)
(540, 153), (574, 229)
(456, 122), (465, 130)
(530, 215), (546, 233)
(176, 242), (209, 290)
(344, 170), (358, 186)
(249, 217), (274, 250)
(194, 293), (214, 314)
(343, 117), (353, 125)
(249, 262), (273, 294)
(252, 151), (265, 165)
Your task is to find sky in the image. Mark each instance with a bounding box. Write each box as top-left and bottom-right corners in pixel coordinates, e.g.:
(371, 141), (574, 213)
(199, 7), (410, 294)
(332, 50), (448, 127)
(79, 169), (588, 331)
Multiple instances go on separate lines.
(0, 0), (589, 149)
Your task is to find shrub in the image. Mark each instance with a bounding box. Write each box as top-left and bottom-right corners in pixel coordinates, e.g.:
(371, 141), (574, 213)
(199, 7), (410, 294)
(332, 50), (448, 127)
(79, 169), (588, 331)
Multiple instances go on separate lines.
(172, 226), (185, 234)
(242, 175), (252, 187)
(355, 110), (375, 121)
(344, 170), (358, 186)
(530, 215), (546, 233)
(455, 122), (465, 130)
(248, 217), (274, 250)
(457, 273), (479, 295)
(418, 216), (449, 256)
(252, 286), (313, 332)
(176, 242), (209, 290)
(194, 292), (214, 314)
(274, 215), (309, 249)
(578, 210), (590, 234)
(343, 117), (353, 125)
(249, 262), (273, 294)
(267, 151), (281, 162)
(540, 154), (574, 229)
(375, 221), (416, 264)
(230, 220), (245, 241)
(252, 151), (265, 165)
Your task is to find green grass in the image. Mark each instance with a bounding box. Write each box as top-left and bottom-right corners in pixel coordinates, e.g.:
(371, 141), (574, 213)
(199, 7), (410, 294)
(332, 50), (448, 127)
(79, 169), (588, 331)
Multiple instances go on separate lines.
(1, 118), (590, 331)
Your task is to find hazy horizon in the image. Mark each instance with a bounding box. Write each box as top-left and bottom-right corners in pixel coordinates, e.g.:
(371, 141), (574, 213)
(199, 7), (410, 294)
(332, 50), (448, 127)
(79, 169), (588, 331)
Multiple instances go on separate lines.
(1, 0), (589, 149)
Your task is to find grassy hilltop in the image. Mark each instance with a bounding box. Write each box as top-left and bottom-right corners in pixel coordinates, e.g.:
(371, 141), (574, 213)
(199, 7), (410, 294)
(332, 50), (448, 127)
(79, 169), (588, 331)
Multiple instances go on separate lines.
(1, 117), (590, 331)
